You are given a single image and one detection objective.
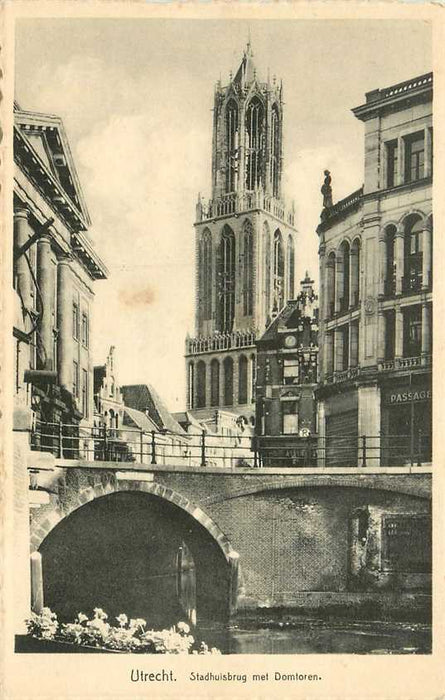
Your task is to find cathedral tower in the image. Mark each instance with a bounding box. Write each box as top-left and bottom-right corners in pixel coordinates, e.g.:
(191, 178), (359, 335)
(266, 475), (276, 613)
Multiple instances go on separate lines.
(185, 44), (297, 421)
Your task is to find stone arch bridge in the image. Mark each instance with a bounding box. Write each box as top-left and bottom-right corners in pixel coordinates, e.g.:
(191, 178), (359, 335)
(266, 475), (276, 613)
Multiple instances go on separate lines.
(25, 454), (431, 626)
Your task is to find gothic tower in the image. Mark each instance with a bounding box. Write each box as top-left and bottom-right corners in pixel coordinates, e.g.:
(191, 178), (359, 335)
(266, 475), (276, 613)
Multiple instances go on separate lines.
(185, 43), (297, 421)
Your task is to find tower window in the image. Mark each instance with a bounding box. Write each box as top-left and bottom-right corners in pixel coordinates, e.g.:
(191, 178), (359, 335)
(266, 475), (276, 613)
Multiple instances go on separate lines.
(217, 226), (235, 332)
(200, 230), (212, 320)
(287, 235), (295, 300)
(226, 100), (238, 193)
(271, 104), (280, 197)
(246, 97), (264, 191)
(273, 230), (284, 312)
(243, 220), (254, 316)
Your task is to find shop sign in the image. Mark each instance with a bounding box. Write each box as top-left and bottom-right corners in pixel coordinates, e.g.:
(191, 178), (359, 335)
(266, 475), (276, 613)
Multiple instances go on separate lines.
(387, 389), (431, 405)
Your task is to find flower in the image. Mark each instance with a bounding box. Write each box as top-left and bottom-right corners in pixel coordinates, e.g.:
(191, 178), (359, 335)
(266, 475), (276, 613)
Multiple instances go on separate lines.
(116, 614), (128, 627)
(177, 621), (190, 634)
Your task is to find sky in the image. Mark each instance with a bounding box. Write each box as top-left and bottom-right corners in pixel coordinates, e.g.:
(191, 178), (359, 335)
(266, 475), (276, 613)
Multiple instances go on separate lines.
(15, 18), (432, 411)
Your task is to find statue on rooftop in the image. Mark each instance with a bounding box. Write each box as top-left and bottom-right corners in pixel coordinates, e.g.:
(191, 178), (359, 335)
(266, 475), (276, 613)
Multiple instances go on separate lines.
(321, 170), (333, 209)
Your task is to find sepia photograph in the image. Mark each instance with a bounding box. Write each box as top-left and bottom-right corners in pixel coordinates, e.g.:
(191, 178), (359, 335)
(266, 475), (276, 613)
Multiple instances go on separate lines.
(2, 2), (443, 697)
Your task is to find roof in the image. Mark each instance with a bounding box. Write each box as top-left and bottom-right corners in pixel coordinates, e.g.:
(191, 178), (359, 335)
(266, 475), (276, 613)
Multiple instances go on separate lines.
(14, 106), (108, 280)
(352, 72), (432, 121)
(122, 384), (186, 435)
(233, 42), (257, 87)
(122, 405), (159, 434)
(259, 300), (301, 342)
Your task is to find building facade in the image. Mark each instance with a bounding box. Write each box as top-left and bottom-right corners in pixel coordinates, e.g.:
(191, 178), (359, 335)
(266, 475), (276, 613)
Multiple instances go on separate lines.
(255, 274), (318, 465)
(13, 105), (108, 438)
(317, 73), (432, 466)
(185, 44), (297, 423)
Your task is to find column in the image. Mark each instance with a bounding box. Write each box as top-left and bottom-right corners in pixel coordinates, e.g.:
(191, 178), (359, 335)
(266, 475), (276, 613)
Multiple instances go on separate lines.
(377, 311), (386, 362)
(334, 328), (344, 372)
(422, 226), (432, 290)
(57, 255), (72, 391)
(421, 302), (431, 356)
(37, 234), (54, 370)
(394, 230), (404, 295)
(378, 234), (387, 296)
(394, 305), (403, 358)
(14, 207), (33, 323)
(324, 331), (334, 377)
(335, 256), (344, 313)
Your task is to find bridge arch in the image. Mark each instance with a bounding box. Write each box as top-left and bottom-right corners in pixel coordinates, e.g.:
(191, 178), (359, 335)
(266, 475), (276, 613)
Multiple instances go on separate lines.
(33, 479), (238, 626)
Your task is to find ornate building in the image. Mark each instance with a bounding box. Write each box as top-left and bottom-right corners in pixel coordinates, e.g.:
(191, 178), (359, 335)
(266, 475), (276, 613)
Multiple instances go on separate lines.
(185, 44), (297, 422)
(255, 273), (319, 466)
(316, 73), (432, 466)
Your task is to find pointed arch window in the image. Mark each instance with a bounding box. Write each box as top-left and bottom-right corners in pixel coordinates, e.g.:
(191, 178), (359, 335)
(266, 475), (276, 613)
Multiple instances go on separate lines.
(200, 229), (212, 320)
(246, 97), (264, 191)
(273, 230), (284, 312)
(243, 220), (254, 316)
(271, 104), (280, 197)
(226, 100), (238, 193)
(263, 221), (271, 320)
(196, 361), (206, 409)
(223, 357), (234, 406)
(287, 235), (295, 300)
(217, 226), (235, 332)
(238, 355), (248, 404)
(210, 359), (220, 407)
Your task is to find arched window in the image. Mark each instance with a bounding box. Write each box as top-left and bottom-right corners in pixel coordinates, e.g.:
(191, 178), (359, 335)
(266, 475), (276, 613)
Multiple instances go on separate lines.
(339, 241), (350, 312)
(287, 235), (295, 300)
(226, 100), (238, 193)
(384, 227), (396, 296)
(196, 361), (206, 408)
(273, 230), (284, 312)
(271, 103), (280, 197)
(246, 97), (264, 191)
(263, 221), (271, 320)
(199, 229), (212, 320)
(326, 252), (336, 318)
(210, 359), (220, 407)
(351, 238), (361, 304)
(250, 352), (256, 403)
(223, 357), (234, 406)
(404, 216), (423, 292)
(238, 355), (248, 404)
(217, 225), (235, 332)
(188, 362), (195, 409)
(243, 220), (254, 316)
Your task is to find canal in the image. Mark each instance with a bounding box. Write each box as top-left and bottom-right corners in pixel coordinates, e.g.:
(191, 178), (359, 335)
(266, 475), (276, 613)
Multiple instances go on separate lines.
(195, 618), (432, 655)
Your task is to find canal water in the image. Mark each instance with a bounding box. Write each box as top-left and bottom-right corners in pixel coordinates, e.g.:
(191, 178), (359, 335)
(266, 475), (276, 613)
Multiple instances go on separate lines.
(195, 618), (431, 655)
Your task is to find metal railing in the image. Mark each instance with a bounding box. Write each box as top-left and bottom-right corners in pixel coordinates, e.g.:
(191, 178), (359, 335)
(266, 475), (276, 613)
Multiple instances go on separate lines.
(26, 421), (432, 469)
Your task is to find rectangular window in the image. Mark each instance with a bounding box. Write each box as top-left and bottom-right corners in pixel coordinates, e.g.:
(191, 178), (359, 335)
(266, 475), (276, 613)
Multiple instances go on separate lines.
(386, 140), (398, 188)
(73, 302), (79, 340)
(283, 357), (299, 385)
(403, 305), (422, 358)
(385, 310), (395, 360)
(81, 312), (89, 347)
(282, 400), (299, 434)
(82, 368), (88, 417)
(382, 515), (431, 573)
(73, 360), (79, 397)
(404, 132), (425, 183)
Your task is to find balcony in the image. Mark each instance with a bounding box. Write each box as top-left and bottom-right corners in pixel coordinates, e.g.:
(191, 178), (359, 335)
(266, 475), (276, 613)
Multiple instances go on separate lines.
(186, 329), (257, 355)
(378, 355), (431, 372)
(324, 366), (361, 385)
(197, 192), (295, 226)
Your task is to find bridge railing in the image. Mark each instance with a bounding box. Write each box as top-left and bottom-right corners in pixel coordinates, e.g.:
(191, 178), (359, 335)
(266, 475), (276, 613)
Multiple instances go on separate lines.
(26, 421), (432, 469)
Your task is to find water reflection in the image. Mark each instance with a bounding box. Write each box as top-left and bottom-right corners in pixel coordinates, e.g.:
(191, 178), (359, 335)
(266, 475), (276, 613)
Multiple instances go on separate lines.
(196, 619), (432, 655)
